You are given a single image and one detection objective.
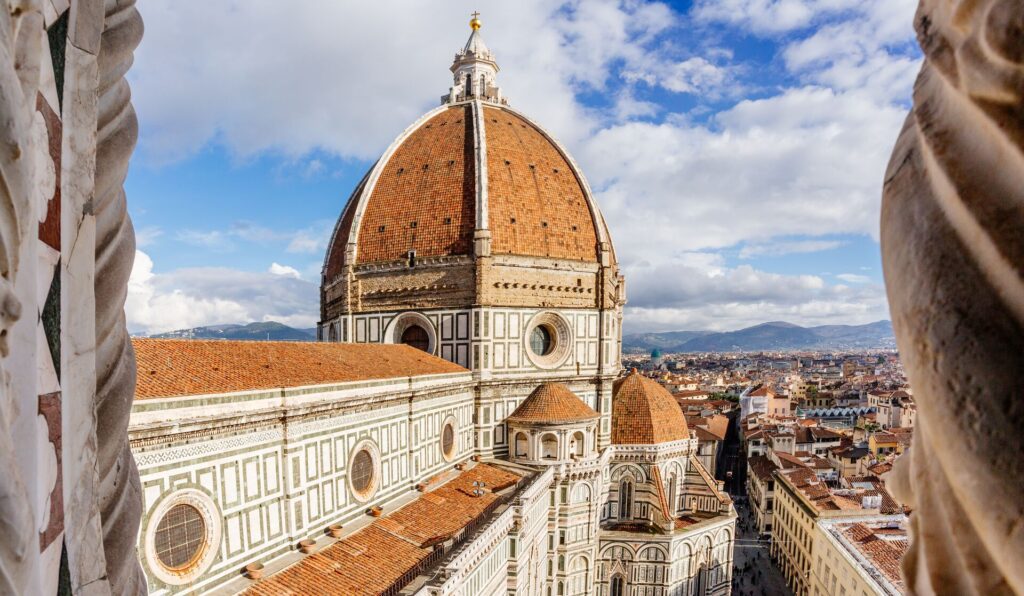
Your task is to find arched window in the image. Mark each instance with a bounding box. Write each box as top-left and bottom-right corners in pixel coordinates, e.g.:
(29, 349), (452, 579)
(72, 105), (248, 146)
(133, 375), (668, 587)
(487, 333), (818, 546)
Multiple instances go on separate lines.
(541, 433), (558, 459)
(695, 564), (708, 595)
(610, 574), (624, 596)
(400, 324), (430, 352)
(515, 432), (528, 458)
(466, 73), (473, 96)
(668, 472), (678, 515)
(618, 480), (633, 520)
(327, 323), (338, 342)
(571, 431), (585, 457)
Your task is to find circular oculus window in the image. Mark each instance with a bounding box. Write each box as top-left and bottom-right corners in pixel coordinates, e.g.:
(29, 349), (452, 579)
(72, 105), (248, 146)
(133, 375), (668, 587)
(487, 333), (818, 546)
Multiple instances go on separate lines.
(155, 504), (206, 570)
(144, 489), (221, 585)
(441, 418), (456, 461)
(348, 440), (381, 502)
(524, 312), (572, 369)
(385, 312), (438, 355)
(530, 325), (554, 356)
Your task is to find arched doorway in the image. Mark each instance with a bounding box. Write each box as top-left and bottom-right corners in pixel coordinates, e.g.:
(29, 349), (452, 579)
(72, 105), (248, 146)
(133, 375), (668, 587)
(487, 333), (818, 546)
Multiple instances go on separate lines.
(400, 324), (430, 352)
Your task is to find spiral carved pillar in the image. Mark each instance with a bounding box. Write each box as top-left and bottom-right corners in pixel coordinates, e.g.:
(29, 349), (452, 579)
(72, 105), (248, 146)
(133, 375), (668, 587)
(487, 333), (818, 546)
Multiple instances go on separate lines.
(881, 1), (1024, 594)
(93, 0), (145, 593)
(0, 0), (46, 592)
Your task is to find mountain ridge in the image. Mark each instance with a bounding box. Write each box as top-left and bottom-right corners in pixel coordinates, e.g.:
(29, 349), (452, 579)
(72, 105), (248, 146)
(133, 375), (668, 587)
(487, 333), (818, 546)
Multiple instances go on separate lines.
(145, 321), (316, 341)
(624, 320), (895, 353)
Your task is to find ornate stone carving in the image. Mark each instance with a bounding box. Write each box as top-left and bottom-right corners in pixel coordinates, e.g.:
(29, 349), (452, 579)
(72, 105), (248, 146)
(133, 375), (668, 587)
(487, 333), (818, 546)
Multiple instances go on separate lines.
(0, 1), (44, 591)
(93, 0), (145, 592)
(881, 1), (1024, 594)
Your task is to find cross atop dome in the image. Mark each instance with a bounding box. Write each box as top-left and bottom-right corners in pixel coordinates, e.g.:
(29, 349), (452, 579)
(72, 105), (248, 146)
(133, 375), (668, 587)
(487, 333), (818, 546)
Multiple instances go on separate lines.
(443, 12), (508, 105)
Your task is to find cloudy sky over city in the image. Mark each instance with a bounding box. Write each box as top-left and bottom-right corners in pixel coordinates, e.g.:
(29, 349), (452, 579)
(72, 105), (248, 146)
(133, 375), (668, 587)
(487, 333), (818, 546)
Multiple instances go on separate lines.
(124, 0), (921, 335)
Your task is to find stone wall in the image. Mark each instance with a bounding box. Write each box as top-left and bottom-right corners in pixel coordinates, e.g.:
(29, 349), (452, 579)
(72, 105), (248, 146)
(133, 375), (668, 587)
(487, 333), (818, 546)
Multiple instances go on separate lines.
(129, 374), (476, 594)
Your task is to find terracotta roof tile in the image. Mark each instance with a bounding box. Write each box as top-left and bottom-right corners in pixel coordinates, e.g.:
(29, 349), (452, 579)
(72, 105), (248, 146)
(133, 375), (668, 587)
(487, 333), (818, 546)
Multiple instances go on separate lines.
(484, 107), (599, 261)
(356, 105), (475, 264)
(611, 370), (689, 445)
(748, 454), (780, 482)
(243, 464), (523, 596)
(132, 339), (467, 399)
(841, 523), (909, 588)
(506, 383), (599, 424)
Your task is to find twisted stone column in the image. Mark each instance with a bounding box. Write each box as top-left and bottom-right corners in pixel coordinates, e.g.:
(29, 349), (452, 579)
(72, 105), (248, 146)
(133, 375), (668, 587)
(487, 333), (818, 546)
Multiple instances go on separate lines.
(93, 0), (145, 593)
(882, 1), (1023, 594)
(0, 1), (44, 592)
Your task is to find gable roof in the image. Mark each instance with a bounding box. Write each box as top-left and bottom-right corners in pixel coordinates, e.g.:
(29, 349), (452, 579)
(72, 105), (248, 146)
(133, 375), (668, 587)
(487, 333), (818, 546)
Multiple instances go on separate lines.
(506, 383), (599, 424)
(132, 339), (467, 399)
(612, 370), (689, 445)
(242, 463), (522, 595)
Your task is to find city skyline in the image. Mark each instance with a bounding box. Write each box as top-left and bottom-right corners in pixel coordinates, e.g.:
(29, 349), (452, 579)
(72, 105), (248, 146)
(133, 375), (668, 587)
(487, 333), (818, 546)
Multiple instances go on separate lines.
(123, 1), (922, 335)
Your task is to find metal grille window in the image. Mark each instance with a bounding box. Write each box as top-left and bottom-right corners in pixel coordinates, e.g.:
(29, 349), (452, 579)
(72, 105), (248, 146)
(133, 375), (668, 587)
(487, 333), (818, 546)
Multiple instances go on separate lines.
(154, 504), (206, 570)
(351, 449), (375, 495)
(442, 423), (455, 458)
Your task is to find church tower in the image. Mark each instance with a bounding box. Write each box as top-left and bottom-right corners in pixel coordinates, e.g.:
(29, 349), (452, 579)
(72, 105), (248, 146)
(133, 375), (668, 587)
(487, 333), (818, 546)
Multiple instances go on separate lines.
(319, 15), (625, 452)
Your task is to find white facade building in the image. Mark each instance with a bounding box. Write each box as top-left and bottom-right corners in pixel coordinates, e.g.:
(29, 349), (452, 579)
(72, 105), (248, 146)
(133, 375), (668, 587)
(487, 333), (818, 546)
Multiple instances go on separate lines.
(128, 17), (735, 596)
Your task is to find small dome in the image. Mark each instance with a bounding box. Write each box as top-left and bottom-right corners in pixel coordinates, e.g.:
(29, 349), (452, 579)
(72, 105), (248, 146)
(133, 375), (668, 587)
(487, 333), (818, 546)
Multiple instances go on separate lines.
(507, 383), (599, 425)
(612, 369), (689, 444)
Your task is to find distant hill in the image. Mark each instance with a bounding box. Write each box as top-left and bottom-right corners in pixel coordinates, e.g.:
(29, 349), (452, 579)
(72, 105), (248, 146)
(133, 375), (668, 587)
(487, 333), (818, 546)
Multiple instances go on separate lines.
(623, 320), (895, 353)
(148, 321), (316, 341)
(621, 330), (713, 351)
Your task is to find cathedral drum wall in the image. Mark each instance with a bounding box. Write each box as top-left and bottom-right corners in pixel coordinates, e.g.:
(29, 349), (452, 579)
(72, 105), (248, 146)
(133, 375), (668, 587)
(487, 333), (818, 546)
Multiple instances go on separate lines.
(324, 304), (617, 375)
(128, 375), (475, 594)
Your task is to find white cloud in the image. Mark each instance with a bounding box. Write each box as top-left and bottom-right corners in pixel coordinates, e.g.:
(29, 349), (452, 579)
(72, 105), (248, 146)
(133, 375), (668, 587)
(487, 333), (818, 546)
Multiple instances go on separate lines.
(739, 239), (843, 259)
(836, 273), (870, 283)
(134, 225), (163, 247)
(582, 86), (907, 262)
(286, 220), (334, 255)
(126, 251), (318, 335)
(130, 0), (683, 163)
(623, 56), (734, 96)
(624, 260), (888, 332)
(782, 0), (919, 105)
(176, 229), (233, 251)
(268, 263), (301, 278)
(692, 0), (861, 34)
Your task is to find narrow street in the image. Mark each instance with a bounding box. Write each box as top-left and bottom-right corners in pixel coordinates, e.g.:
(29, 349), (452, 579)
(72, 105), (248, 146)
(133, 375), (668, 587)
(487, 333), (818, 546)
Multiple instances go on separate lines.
(730, 497), (793, 596)
(719, 412), (793, 596)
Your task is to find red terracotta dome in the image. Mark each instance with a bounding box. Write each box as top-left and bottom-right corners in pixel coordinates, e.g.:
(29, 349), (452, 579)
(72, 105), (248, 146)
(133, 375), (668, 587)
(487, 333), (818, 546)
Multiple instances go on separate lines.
(612, 369), (690, 445)
(507, 383), (600, 425)
(323, 102), (611, 279)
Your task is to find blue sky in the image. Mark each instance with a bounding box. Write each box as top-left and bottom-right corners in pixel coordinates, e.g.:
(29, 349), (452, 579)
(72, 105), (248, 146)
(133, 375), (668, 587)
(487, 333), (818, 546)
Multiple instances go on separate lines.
(124, 0), (921, 334)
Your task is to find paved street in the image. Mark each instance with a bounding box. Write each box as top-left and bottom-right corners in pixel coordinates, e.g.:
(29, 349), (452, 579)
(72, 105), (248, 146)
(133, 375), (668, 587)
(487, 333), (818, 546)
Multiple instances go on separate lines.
(730, 497), (793, 596)
(718, 413), (793, 596)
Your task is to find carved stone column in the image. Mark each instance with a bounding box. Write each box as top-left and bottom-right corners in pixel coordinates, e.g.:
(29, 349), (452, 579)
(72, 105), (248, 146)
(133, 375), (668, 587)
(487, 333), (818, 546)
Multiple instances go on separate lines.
(0, 1), (46, 592)
(93, 0), (145, 593)
(0, 0), (145, 592)
(881, 1), (1023, 594)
